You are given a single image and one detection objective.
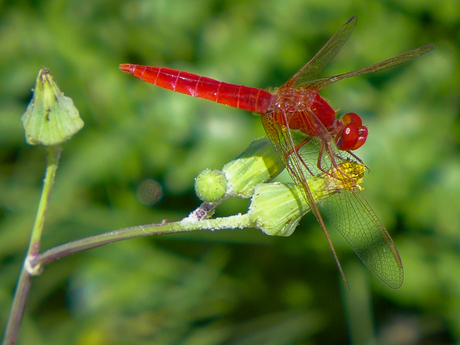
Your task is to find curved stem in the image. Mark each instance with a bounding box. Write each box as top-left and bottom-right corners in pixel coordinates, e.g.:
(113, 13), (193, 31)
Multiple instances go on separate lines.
(34, 213), (251, 269)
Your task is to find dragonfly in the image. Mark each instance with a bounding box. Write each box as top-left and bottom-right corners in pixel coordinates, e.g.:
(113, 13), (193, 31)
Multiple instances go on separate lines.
(120, 16), (435, 288)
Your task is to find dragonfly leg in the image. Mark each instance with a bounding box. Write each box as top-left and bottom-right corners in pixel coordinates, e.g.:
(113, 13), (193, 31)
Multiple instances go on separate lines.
(284, 136), (316, 176)
(316, 141), (360, 187)
(346, 150), (369, 170)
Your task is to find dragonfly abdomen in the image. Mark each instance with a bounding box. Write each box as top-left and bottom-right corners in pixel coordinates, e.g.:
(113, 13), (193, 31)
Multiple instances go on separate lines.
(120, 65), (273, 113)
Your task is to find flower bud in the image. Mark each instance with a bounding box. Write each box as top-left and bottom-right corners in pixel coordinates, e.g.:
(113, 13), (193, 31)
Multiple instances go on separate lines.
(21, 68), (84, 146)
(222, 138), (285, 198)
(195, 169), (228, 203)
(249, 182), (310, 236)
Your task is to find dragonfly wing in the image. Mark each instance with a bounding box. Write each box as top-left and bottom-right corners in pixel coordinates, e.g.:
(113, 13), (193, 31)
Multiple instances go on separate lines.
(303, 43), (436, 90)
(284, 16), (358, 89)
(319, 189), (404, 288)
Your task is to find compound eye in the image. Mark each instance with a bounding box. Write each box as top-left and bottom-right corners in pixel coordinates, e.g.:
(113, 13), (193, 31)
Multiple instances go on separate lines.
(353, 126), (368, 150)
(342, 112), (362, 127)
(336, 113), (368, 150)
(336, 123), (359, 151)
(336, 123), (368, 151)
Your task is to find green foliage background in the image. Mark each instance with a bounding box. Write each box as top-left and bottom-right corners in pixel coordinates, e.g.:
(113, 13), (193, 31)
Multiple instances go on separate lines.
(0, 0), (459, 344)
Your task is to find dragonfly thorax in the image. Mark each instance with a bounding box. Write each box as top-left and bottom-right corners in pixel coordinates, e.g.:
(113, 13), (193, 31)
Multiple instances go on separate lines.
(269, 88), (368, 152)
(269, 88), (338, 136)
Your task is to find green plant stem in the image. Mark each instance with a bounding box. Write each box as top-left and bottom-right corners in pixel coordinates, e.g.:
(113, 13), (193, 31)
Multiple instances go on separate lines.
(1, 270), (32, 345)
(2, 146), (61, 345)
(34, 213), (251, 268)
(28, 146), (61, 256)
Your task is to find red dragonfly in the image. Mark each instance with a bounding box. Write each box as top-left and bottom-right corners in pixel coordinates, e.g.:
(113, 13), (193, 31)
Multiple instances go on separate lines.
(120, 16), (434, 288)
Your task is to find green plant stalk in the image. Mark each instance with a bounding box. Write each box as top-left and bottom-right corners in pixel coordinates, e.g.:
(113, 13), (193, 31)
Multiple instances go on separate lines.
(2, 145), (61, 345)
(33, 214), (251, 268)
(28, 146), (61, 256)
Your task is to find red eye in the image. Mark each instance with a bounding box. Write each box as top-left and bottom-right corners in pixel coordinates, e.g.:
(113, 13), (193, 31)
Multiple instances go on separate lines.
(335, 113), (368, 151)
(336, 123), (359, 150)
(342, 112), (362, 126)
(354, 126), (368, 150)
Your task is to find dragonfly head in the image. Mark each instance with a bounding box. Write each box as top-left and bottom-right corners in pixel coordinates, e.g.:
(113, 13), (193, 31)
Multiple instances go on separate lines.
(335, 112), (368, 151)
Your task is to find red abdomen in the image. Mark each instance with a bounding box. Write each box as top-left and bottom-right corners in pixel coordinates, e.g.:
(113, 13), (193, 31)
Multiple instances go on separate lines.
(120, 64), (273, 114)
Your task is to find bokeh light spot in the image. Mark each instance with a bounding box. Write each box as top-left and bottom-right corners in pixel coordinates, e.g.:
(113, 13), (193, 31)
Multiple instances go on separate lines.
(137, 179), (163, 206)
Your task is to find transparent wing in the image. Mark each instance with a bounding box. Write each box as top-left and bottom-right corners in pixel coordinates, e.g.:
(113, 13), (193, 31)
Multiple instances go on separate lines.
(320, 189), (404, 288)
(284, 16), (358, 89)
(303, 43), (435, 90)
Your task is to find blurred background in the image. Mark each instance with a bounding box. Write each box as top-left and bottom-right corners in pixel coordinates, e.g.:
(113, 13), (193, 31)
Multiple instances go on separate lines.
(0, 0), (458, 344)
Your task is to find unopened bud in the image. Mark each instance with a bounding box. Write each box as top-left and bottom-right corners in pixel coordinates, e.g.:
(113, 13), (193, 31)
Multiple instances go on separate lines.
(222, 138), (285, 198)
(21, 68), (84, 146)
(195, 169), (228, 203)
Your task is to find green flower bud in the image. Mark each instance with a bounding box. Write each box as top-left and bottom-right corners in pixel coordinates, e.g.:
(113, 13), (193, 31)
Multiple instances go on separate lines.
(195, 169), (228, 203)
(222, 138), (285, 198)
(21, 68), (84, 146)
(249, 182), (310, 237)
(249, 160), (366, 236)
